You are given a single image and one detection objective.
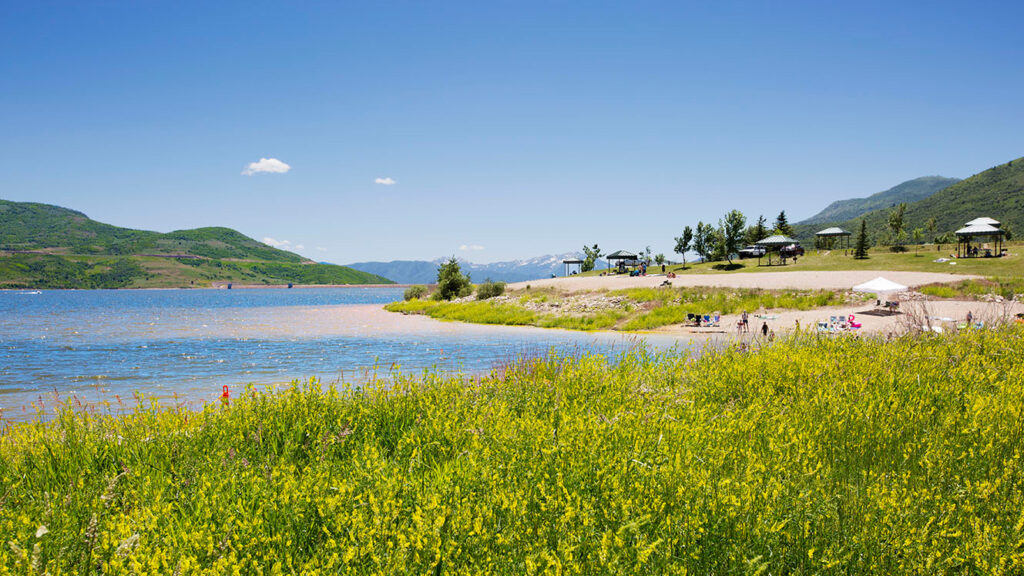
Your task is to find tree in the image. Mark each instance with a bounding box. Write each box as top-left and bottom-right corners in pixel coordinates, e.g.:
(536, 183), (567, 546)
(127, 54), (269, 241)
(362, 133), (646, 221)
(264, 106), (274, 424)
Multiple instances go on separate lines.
(746, 214), (769, 245)
(854, 219), (870, 259)
(887, 203), (906, 249)
(912, 228), (924, 254)
(693, 221), (715, 263)
(718, 209), (747, 264)
(674, 226), (693, 268)
(773, 211), (793, 237)
(582, 244), (602, 272)
(435, 256), (472, 300)
(643, 245), (653, 265)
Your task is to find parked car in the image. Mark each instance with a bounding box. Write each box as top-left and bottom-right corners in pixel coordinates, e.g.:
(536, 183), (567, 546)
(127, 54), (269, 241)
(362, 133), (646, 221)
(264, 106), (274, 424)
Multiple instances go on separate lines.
(780, 244), (805, 258)
(738, 245), (767, 259)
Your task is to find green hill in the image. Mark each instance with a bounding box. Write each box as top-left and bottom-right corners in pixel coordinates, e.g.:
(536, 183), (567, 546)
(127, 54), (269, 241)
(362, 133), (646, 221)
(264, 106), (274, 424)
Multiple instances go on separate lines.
(794, 156), (1024, 242)
(0, 199), (393, 288)
(798, 176), (960, 226)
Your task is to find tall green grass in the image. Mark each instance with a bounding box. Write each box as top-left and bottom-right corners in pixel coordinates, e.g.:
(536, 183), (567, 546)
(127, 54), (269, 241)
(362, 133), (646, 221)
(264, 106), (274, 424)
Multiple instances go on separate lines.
(920, 277), (1024, 300)
(387, 299), (538, 325)
(3, 330), (1024, 573)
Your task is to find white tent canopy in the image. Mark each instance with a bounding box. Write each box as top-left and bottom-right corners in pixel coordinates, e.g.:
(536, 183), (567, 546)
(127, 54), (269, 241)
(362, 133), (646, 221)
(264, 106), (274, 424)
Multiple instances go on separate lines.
(852, 277), (907, 295)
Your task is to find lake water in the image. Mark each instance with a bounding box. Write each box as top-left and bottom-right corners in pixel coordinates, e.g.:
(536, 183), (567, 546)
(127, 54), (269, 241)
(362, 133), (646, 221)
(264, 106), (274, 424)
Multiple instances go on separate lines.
(0, 288), (691, 418)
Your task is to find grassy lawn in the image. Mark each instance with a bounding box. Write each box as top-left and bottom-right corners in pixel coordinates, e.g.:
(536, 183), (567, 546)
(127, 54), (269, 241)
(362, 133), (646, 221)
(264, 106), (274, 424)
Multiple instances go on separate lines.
(579, 242), (1024, 279)
(3, 329), (1022, 573)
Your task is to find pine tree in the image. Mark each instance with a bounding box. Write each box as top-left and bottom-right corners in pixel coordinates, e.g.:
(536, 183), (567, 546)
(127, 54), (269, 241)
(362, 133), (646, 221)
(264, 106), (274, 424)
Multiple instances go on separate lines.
(773, 211), (793, 237)
(582, 244), (602, 272)
(753, 215), (768, 242)
(436, 256), (472, 300)
(854, 219), (870, 259)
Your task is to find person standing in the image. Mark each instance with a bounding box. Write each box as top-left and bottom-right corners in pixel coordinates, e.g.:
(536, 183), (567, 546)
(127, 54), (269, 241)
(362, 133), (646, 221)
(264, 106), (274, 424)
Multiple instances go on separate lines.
(741, 310), (749, 333)
(761, 321), (769, 337)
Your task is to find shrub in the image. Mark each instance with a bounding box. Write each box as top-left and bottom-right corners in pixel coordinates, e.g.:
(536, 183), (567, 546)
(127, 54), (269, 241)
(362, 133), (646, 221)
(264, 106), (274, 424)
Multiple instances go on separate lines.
(403, 285), (428, 300)
(475, 279), (506, 300)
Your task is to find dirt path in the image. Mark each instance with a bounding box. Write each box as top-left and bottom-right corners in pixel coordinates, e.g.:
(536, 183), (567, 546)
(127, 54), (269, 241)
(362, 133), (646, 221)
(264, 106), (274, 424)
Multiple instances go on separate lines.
(508, 270), (978, 292)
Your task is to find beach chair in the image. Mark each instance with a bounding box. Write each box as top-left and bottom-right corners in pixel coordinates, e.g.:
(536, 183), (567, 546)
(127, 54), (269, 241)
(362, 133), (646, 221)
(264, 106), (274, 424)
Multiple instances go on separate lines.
(816, 321), (830, 333)
(703, 314), (712, 325)
(713, 313), (721, 327)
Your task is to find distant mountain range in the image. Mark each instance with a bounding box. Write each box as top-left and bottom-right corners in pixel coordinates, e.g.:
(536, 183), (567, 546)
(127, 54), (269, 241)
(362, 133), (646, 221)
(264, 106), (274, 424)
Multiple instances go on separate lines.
(0, 199), (391, 288)
(797, 176), (960, 226)
(793, 156), (1024, 241)
(345, 253), (608, 284)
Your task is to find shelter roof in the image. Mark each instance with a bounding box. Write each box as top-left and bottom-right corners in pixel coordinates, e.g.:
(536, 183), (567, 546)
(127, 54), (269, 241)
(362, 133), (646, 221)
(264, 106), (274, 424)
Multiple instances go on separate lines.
(755, 235), (798, 246)
(964, 217), (1001, 227)
(815, 227), (851, 236)
(605, 250), (639, 259)
(955, 223), (1004, 236)
(561, 259), (584, 264)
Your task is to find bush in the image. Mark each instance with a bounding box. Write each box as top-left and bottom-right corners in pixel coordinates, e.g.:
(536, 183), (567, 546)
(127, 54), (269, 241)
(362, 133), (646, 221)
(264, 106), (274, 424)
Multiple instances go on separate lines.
(403, 285), (428, 300)
(475, 279), (506, 300)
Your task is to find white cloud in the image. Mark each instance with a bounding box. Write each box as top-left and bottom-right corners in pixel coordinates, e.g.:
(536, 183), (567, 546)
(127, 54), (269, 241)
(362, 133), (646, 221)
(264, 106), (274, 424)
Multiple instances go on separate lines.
(315, 246), (328, 252)
(263, 237), (293, 249)
(295, 244), (304, 250)
(242, 158), (291, 176)
(374, 177), (396, 185)
(459, 244), (485, 251)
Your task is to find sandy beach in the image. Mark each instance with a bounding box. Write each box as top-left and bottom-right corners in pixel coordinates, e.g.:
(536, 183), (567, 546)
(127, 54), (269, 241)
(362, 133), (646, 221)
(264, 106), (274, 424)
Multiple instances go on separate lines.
(501, 269), (1019, 339)
(646, 299), (1022, 339)
(508, 270), (979, 292)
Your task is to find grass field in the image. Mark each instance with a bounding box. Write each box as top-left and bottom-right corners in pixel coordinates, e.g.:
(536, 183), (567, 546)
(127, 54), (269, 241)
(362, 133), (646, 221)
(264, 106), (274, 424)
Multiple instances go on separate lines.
(2, 330), (1023, 573)
(584, 242), (1024, 279)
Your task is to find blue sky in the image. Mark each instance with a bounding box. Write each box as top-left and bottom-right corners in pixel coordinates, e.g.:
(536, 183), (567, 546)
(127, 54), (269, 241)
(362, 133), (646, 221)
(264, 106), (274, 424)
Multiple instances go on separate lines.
(2, 1), (1023, 263)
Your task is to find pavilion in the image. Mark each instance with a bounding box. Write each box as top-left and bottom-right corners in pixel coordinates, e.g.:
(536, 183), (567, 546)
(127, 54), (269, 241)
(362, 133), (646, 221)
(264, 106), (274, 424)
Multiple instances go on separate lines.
(605, 250), (639, 273)
(814, 227), (852, 254)
(755, 235), (799, 266)
(955, 218), (1005, 258)
(562, 258), (584, 276)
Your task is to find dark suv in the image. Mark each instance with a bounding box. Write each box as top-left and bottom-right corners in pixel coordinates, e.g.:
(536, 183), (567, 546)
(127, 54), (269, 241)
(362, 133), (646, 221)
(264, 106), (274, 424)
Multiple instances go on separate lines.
(780, 244), (805, 258)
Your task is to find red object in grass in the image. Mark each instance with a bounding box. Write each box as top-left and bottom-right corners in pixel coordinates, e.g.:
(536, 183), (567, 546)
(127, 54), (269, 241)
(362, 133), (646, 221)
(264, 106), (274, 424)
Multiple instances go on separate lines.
(221, 385), (230, 403)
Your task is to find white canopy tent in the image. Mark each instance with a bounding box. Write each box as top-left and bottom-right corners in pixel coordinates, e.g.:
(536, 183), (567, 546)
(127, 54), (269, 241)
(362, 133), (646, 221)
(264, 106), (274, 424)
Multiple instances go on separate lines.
(853, 277), (908, 313)
(852, 277), (908, 295)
